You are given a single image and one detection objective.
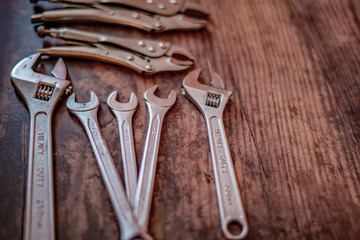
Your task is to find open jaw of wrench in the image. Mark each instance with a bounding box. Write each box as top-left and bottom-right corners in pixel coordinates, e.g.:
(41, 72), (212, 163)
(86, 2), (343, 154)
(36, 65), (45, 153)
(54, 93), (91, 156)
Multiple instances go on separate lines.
(182, 69), (249, 239)
(107, 91), (138, 207)
(66, 92), (151, 240)
(133, 86), (176, 231)
(10, 53), (72, 240)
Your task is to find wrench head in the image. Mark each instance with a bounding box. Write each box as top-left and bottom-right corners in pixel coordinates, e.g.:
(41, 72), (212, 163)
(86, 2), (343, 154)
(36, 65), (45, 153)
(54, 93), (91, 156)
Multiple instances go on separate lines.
(66, 91), (99, 112)
(107, 91), (138, 111)
(144, 85), (176, 107)
(10, 53), (71, 109)
(182, 68), (232, 115)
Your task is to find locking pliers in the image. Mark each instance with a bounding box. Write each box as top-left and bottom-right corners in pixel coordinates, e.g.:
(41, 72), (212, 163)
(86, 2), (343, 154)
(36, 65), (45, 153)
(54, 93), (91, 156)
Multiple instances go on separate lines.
(35, 26), (195, 75)
(31, 0), (209, 17)
(31, 1), (208, 32)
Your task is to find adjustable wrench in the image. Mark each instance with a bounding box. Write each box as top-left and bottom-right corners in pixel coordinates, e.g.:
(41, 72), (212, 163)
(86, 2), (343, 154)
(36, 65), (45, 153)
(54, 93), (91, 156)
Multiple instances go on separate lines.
(182, 69), (249, 239)
(66, 92), (151, 240)
(107, 91), (138, 207)
(10, 53), (72, 240)
(133, 86), (176, 231)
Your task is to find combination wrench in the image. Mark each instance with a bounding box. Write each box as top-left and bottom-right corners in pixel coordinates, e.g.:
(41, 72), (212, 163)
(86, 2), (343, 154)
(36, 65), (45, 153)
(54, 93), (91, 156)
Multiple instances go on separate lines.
(66, 92), (151, 240)
(133, 86), (176, 231)
(182, 69), (249, 239)
(10, 53), (72, 240)
(107, 91), (138, 206)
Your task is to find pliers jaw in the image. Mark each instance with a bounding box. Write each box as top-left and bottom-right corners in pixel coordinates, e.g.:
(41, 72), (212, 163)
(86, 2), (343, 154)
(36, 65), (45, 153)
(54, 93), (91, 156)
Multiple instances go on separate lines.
(181, 1), (210, 19)
(147, 56), (192, 74)
(137, 43), (194, 74)
(155, 44), (194, 73)
(159, 14), (208, 32)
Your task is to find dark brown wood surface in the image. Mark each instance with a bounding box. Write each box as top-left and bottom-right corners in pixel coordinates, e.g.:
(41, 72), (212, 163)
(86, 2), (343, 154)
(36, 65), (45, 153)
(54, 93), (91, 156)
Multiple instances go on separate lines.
(1, 0), (359, 239)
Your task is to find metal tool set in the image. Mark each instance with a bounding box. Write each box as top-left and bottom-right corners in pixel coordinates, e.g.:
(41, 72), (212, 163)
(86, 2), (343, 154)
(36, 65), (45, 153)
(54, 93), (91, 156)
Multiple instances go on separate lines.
(10, 0), (249, 239)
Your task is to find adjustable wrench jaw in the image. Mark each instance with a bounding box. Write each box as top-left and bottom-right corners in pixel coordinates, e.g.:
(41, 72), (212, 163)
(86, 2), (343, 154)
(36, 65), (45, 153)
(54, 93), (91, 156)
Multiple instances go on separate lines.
(182, 68), (232, 117)
(10, 53), (71, 114)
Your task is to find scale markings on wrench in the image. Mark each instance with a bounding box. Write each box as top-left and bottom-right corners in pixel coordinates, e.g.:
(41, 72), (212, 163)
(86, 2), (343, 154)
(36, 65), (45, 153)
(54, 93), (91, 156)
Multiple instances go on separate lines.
(11, 54), (72, 240)
(183, 69), (249, 239)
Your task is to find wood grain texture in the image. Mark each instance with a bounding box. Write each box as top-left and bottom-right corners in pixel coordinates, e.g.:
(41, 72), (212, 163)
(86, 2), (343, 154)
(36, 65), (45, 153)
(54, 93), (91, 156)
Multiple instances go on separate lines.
(0, 0), (359, 239)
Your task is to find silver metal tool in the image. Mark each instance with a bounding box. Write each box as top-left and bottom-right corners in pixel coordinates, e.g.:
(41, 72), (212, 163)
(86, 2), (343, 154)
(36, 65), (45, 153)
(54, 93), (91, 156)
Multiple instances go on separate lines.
(35, 26), (194, 75)
(10, 53), (72, 240)
(66, 92), (151, 240)
(133, 86), (176, 231)
(107, 91), (138, 207)
(31, 0), (209, 17)
(182, 69), (249, 239)
(31, 3), (208, 32)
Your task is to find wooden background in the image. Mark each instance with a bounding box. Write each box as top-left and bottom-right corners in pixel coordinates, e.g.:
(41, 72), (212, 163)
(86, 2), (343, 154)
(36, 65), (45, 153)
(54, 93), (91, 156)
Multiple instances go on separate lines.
(1, 0), (359, 239)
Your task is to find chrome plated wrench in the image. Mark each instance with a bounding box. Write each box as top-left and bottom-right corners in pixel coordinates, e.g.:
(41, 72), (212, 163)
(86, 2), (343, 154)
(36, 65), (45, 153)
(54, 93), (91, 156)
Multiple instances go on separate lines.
(182, 69), (249, 239)
(107, 91), (138, 207)
(66, 92), (151, 240)
(133, 86), (176, 231)
(10, 53), (72, 240)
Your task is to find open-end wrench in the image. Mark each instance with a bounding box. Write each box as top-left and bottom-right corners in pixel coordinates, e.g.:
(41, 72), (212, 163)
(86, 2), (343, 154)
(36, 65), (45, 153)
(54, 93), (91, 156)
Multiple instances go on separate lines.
(182, 69), (249, 239)
(10, 53), (72, 240)
(133, 86), (176, 231)
(66, 92), (151, 240)
(107, 91), (138, 207)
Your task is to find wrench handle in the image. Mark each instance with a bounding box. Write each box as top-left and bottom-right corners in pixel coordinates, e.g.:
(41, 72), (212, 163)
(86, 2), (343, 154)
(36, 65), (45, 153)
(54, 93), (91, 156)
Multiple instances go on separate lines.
(114, 111), (138, 207)
(134, 113), (163, 231)
(205, 115), (249, 239)
(82, 115), (143, 240)
(24, 112), (55, 240)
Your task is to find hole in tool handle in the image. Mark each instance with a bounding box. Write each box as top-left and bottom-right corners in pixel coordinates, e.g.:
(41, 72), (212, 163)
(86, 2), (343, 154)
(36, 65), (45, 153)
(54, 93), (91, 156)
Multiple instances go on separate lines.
(228, 220), (244, 236)
(223, 218), (249, 239)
